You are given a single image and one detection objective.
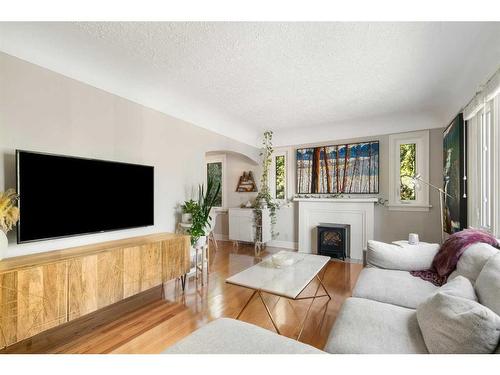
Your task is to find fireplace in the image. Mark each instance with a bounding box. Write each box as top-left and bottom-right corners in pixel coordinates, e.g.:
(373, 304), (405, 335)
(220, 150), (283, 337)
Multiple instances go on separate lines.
(316, 223), (350, 260)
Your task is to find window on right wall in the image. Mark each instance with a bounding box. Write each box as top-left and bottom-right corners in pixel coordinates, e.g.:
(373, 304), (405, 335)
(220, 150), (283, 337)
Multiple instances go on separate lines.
(460, 67), (499, 236)
(466, 96), (497, 234)
(399, 143), (417, 201)
(388, 130), (430, 211)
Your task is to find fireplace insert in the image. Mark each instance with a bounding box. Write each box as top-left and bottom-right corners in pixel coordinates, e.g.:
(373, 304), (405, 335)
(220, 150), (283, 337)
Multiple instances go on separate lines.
(316, 223), (350, 260)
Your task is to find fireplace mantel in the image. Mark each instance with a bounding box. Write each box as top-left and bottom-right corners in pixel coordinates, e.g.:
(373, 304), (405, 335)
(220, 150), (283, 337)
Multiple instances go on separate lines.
(295, 198), (377, 260)
(294, 198), (378, 203)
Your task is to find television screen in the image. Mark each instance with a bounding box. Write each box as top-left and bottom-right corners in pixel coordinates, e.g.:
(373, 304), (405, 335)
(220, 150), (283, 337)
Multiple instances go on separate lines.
(16, 150), (154, 243)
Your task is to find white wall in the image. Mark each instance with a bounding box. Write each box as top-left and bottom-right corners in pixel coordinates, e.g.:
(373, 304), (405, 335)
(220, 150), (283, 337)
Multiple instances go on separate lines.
(209, 151), (261, 238)
(224, 152), (260, 209)
(272, 128), (444, 248)
(0, 52), (259, 258)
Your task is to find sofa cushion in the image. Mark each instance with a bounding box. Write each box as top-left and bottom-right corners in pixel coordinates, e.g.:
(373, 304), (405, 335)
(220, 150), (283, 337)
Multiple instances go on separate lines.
(325, 297), (428, 354)
(353, 267), (438, 309)
(417, 292), (500, 354)
(455, 243), (498, 283)
(162, 318), (324, 354)
(438, 275), (477, 301)
(475, 253), (500, 316)
(366, 240), (439, 271)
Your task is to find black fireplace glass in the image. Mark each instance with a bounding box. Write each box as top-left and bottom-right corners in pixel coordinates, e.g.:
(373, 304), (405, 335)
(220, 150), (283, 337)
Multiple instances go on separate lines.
(316, 223), (350, 260)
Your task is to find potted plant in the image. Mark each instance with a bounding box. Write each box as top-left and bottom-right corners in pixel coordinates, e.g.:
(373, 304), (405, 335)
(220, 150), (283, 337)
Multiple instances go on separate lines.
(254, 130), (279, 239)
(187, 176), (221, 247)
(180, 199), (197, 223)
(0, 189), (20, 260)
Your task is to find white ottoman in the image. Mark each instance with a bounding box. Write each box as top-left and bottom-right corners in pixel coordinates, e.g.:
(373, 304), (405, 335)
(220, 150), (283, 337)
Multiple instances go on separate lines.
(163, 318), (324, 354)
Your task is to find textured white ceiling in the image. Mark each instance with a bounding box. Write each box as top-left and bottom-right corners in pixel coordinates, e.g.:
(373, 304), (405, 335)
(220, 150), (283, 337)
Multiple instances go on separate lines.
(1, 22), (499, 146)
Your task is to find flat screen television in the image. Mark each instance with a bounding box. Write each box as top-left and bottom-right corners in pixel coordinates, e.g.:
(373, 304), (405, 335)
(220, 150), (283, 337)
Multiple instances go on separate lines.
(16, 150), (154, 243)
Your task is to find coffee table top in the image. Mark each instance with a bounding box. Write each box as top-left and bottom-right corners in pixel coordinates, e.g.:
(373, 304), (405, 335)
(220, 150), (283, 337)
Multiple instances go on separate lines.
(225, 251), (330, 299)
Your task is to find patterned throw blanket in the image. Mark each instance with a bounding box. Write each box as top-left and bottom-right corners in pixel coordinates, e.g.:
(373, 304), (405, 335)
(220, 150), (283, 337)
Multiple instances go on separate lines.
(410, 229), (499, 286)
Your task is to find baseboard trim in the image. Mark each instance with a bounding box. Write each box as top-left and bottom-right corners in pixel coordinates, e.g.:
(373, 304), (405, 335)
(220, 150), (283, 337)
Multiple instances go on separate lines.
(212, 235), (297, 250)
(267, 240), (298, 250)
(213, 233), (229, 241)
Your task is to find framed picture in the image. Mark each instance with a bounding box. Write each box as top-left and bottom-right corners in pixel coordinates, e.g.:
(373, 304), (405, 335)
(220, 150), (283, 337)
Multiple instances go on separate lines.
(443, 114), (467, 233)
(236, 171), (257, 192)
(296, 141), (379, 194)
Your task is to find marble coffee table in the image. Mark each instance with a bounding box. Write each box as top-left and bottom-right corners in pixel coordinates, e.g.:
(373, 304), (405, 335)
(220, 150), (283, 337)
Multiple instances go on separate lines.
(225, 251), (331, 339)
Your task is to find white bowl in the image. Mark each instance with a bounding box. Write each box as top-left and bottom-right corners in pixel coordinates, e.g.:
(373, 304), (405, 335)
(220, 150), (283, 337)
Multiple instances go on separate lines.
(271, 253), (294, 267)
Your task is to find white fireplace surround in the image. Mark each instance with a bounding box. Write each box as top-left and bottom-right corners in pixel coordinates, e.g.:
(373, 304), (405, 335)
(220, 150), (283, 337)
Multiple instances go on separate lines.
(295, 198), (377, 260)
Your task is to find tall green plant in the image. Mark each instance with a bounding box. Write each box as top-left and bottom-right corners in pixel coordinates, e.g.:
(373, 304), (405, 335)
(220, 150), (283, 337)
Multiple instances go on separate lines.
(181, 199), (198, 214)
(255, 130), (279, 239)
(187, 176), (221, 246)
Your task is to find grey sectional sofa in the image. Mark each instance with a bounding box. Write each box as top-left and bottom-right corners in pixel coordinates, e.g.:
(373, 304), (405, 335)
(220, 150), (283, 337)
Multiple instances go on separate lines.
(164, 241), (500, 354)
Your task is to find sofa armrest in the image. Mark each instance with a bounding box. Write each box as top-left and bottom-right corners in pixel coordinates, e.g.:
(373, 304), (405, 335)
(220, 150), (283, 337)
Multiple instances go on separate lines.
(366, 240), (440, 271)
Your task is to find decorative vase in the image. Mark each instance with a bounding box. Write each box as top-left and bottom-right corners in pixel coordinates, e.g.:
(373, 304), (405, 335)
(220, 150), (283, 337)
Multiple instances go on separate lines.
(259, 198), (268, 209)
(194, 235), (207, 248)
(0, 230), (8, 261)
(181, 213), (192, 223)
(408, 233), (419, 245)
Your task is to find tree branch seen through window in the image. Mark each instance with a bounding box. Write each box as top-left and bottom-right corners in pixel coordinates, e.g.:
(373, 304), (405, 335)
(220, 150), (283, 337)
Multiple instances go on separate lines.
(275, 155), (285, 199)
(400, 143), (416, 201)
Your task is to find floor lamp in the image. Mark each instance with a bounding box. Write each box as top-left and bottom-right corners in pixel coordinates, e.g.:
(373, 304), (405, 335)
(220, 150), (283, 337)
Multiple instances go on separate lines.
(412, 173), (453, 244)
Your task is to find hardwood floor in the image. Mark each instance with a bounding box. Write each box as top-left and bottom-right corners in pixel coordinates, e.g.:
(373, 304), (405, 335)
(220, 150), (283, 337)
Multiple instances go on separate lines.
(1, 241), (363, 354)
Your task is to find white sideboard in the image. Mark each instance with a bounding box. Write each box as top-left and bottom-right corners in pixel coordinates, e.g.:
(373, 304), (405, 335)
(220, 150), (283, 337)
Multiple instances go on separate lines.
(228, 208), (271, 244)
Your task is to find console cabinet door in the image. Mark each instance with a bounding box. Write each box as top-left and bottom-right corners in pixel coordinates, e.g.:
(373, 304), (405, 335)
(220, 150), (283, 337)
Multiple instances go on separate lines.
(139, 243), (163, 291)
(123, 244), (163, 297)
(68, 249), (124, 321)
(0, 263), (67, 348)
(122, 246), (141, 298)
(0, 271), (17, 348)
(162, 237), (190, 281)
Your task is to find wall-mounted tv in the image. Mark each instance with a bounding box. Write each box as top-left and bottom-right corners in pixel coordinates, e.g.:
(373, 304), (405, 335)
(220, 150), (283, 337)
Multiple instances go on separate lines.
(16, 150), (154, 243)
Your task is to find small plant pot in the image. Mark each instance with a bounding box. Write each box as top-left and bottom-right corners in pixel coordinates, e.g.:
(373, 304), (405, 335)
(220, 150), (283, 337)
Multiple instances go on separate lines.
(194, 235), (207, 248)
(181, 213), (192, 223)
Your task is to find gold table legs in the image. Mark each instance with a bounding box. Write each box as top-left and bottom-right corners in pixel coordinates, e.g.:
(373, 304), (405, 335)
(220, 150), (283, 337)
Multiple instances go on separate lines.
(234, 266), (331, 340)
(296, 273), (328, 340)
(258, 290), (282, 334)
(236, 290), (257, 319)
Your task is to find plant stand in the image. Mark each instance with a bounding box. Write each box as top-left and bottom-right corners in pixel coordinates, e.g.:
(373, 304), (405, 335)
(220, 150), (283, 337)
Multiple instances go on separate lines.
(195, 245), (210, 286)
(193, 236), (210, 286)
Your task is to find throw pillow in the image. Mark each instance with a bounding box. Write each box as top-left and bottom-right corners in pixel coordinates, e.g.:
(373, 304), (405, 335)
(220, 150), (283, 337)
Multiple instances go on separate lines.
(455, 243), (498, 282)
(366, 240), (439, 271)
(438, 275), (477, 301)
(417, 292), (500, 354)
(475, 253), (500, 316)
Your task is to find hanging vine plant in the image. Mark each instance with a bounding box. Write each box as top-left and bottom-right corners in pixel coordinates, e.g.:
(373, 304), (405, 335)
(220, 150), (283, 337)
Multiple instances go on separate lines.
(254, 130), (279, 239)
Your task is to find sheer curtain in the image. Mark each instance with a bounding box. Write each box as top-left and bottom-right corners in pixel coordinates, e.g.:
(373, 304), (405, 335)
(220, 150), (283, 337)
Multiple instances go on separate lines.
(464, 68), (500, 236)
